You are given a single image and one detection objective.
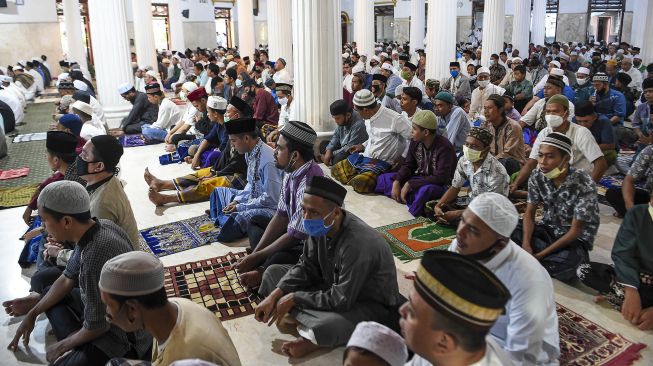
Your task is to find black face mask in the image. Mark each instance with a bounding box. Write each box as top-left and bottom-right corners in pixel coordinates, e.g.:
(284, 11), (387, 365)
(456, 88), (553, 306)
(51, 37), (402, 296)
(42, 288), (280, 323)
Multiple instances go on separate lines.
(371, 85), (380, 93)
(75, 155), (102, 176)
(463, 238), (504, 261)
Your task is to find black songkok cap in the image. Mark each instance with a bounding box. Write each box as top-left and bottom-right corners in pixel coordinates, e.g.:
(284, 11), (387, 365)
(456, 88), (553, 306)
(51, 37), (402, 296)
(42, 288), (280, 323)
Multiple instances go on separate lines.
(228, 96), (253, 117)
(90, 135), (124, 171)
(46, 131), (77, 155)
(304, 176), (347, 206)
(224, 117), (256, 135)
(329, 99), (351, 116)
(372, 74), (388, 84)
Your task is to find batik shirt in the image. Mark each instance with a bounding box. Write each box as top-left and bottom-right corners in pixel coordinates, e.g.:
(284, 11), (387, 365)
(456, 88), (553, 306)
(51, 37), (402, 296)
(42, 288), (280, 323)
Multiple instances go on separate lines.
(627, 144), (653, 193)
(451, 153), (509, 201)
(233, 139), (283, 212)
(277, 160), (324, 240)
(527, 168), (599, 248)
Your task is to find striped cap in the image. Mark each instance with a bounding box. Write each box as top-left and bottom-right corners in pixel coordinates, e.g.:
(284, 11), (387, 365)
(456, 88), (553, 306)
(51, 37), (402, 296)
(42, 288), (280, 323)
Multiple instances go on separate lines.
(415, 251), (510, 331)
(593, 72), (609, 82)
(540, 132), (572, 156)
(280, 120), (317, 148)
(353, 89), (377, 108)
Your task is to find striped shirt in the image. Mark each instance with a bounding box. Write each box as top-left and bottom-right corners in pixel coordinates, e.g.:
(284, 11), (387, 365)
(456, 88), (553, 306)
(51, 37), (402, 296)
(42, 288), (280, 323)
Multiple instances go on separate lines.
(276, 160), (324, 239)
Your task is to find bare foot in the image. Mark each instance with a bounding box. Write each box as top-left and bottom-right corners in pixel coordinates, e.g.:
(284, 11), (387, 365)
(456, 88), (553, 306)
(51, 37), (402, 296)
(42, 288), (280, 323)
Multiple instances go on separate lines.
(108, 129), (125, 137)
(593, 295), (606, 303)
(165, 144), (177, 152)
(3, 293), (40, 316)
(612, 212), (624, 218)
(281, 337), (323, 358)
(144, 168), (154, 186)
(144, 168), (166, 192)
(148, 190), (179, 206)
(240, 269), (264, 289)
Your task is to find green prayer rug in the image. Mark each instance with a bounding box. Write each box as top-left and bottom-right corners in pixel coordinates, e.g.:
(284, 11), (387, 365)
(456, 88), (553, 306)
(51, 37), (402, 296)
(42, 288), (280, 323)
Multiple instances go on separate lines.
(376, 217), (456, 261)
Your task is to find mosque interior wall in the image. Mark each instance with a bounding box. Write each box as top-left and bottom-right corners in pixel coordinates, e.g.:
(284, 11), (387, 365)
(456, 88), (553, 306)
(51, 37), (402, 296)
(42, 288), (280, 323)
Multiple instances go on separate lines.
(184, 21), (223, 50)
(620, 12), (633, 45)
(555, 13), (588, 44)
(0, 22), (64, 75)
(457, 16), (473, 44)
(504, 15), (513, 44)
(392, 18), (409, 44)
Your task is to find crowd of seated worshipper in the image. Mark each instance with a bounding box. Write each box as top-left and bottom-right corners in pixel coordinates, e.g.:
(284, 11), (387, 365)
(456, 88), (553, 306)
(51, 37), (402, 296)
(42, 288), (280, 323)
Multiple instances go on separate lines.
(2, 39), (653, 366)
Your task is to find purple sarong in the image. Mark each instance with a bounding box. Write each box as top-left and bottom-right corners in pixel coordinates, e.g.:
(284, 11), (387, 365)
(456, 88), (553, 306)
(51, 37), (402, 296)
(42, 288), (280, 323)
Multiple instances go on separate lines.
(376, 173), (447, 217)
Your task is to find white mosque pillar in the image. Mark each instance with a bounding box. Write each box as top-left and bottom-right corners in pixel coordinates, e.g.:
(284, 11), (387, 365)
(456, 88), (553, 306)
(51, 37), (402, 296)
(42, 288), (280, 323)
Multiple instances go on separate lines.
(425, 0), (457, 81)
(512, 0), (531, 57)
(62, 0), (89, 76)
(409, 0), (425, 51)
(353, 0), (375, 58)
(87, 0), (133, 128)
(640, 0), (653, 64)
(236, 0), (256, 58)
(267, 0), (293, 75)
(168, 0), (186, 51)
(631, 0), (647, 49)
(481, 0), (505, 67)
(292, 0), (341, 133)
(131, 0), (158, 69)
(531, 0), (546, 46)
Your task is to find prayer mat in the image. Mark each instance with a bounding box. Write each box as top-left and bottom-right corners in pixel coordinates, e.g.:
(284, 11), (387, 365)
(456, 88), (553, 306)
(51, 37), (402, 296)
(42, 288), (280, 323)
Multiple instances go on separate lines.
(0, 184), (38, 208)
(0, 167), (30, 180)
(557, 303), (646, 365)
(139, 215), (222, 257)
(12, 132), (47, 143)
(119, 134), (147, 147)
(163, 252), (260, 321)
(596, 174), (648, 205)
(376, 217), (456, 261)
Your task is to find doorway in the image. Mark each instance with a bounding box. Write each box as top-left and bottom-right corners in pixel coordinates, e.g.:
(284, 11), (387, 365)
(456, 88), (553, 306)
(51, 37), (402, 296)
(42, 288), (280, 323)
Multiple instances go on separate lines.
(215, 8), (232, 48)
(152, 3), (170, 51)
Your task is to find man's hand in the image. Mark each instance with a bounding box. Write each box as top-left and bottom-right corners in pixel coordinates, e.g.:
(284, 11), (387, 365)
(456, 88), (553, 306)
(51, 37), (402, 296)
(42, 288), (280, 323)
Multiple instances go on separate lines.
(23, 228), (43, 242)
(190, 154), (201, 170)
(255, 291), (281, 324)
(509, 183), (520, 194)
(392, 156), (405, 171)
(391, 181), (402, 202)
(522, 242), (534, 255)
(589, 95), (597, 105)
(235, 252), (261, 273)
(400, 182), (411, 203)
(164, 133), (172, 144)
(45, 340), (70, 363)
(44, 243), (63, 262)
(622, 287), (642, 324)
(433, 205), (445, 218)
(269, 293), (295, 326)
(347, 144), (364, 154)
(636, 307), (653, 331)
(322, 151), (333, 166)
(8, 312), (36, 351)
(223, 202), (238, 214)
(22, 207), (33, 225)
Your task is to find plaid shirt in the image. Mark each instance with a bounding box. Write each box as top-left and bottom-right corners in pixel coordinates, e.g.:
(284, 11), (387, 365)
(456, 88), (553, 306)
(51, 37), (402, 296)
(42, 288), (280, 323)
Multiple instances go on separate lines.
(277, 160), (324, 240)
(627, 144), (653, 193)
(63, 219), (151, 358)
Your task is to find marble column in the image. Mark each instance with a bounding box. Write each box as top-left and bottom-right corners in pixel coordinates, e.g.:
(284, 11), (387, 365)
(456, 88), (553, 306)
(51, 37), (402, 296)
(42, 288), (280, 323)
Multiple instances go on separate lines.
(168, 0), (185, 51)
(425, 0), (456, 81)
(353, 0), (375, 57)
(292, 0), (341, 133)
(236, 0), (256, 58)
(62, 0), (89, 76)
(641, 0), (653, 64)
(267, 0), (293, 75)
(87, 0), (133, 127)
(131, 0), (157, 69)
(481, 0), (505, 66)
(631, 0), (647, 48)
(511, 0), (531, 57)
(409, 0), (425, 51)
(531, 0), (546, 46)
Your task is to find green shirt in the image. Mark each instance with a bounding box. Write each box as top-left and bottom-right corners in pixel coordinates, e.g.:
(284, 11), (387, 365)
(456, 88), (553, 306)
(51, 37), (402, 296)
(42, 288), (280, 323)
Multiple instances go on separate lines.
(506, 78), (534, 101)
(612, 204), (653, 288)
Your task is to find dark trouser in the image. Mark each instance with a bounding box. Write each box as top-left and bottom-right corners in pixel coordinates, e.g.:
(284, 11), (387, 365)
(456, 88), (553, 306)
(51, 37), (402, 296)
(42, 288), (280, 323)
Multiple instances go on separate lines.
(248, 215), (304, 269)
(577, 262), (653, 311)
(318, 140), (350, 166)
(605, 187), (650, 217)
(30, 266), (64, 294)
(170, 133), (195, 146)
(498, 157), (521, 176)
(122, 121), (147, 135)
(511, 221), (589, 283)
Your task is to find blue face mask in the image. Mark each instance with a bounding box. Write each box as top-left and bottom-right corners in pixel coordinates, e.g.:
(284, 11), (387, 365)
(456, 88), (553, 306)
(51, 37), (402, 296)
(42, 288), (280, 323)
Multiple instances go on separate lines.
(235, 79), (242, 88)
(450, 70), (459, 78)
(303, 209), (336, 237)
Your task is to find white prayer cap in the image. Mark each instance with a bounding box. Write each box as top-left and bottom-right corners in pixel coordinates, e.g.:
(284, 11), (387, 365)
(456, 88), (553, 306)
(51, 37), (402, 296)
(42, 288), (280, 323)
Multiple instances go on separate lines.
(360, 53), (368, 58)
(99, 251), (165, 296)
(352, 64), (364, 74)
(226, 61), (237, 69)
(381, 63), (394, 72)
(137, 65), (147, 71)
(581, 45), (587, 49)
(634, 54), (643, 60)
(594, 42), (600, 46)
(622, 55), (633, 63)
(181, 81), (198, 92)
(117, 82), (133, 95)
(577, 67), (591, 75)
(467, 192), (518, 238)
(394, 84), (404, 97)
(558, 53), (569, 61)
(353, 89), (377, 107)
(371, 55), (380, 62)
(17, 60), (27, 67)
(477, 66), (490, 75)
(145, 70), (158, 78)
(217, 62), (226, 68)
(207, 96), (228, 110)
(0, 75), (11, 83)
(550, 68), (565, 77)
(391, 50), (398, 55)
(549, 60), (561, 68)
(169, 360), (219, 366)
(73, 80), (88, 91)
(617, 49), (625, 54)
(380, 52), (388, 58)
(511, 57), (522, 63)
(172, 54), (181, 61)
(71, 100), (93, 116)
(13, 64), (24, 71)
(342, 52), (350, 58)
(346, 322), (408, 366)
(37, 181), (90, 214)
(144, 65), (154, 71)
(570, 51), (578, 56)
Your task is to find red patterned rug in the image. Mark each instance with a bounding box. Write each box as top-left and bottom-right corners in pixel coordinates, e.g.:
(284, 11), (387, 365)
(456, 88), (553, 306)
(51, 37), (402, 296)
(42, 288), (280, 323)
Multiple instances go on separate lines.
(163, 252), (260, 321)
(558, 304), (646, 365)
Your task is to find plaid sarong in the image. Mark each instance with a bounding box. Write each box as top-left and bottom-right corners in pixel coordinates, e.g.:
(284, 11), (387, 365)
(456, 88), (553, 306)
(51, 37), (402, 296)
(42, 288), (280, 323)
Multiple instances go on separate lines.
(331, 153), (391, 193)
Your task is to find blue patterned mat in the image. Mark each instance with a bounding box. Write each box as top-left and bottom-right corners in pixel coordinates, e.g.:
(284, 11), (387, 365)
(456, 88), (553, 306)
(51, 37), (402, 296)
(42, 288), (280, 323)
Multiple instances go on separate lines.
(139, 215), (221, 257)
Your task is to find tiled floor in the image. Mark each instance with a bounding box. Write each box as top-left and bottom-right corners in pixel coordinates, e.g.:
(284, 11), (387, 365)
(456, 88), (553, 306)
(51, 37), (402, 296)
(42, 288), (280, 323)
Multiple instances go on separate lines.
(0, 143), (651, 365)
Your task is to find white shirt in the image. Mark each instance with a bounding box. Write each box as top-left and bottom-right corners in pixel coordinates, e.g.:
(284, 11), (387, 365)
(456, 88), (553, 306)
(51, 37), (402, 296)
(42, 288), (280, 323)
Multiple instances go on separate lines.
(80, 116), (107, 140)
(5, 83), (27, 108)
(459, 58), (478, 76)
(0, 89), (23, 124)
(363, 105), (412, 163)
(273, 68), (292, 84)
(88, 95), (106, 125)
(181, 103), (201, 136)
(469, 84), (506, 121)
(623, 67), (643, 91)
(520, 98), (576, 128)
(450, 240), (561, 366)
(278, 101), (296, 128)
(27, 69), (44, 93)
(15, 79), (37, 101)
(402, 76), (425, 94)
(530, 122), (604, 174)
(134, 77), (145, 93)
(152, 98), (182, 130)
(343, 74), (353, 93)
(533, 74), (570, 95)
(381, 94), (402, 113)
(406, 336), (513, 366)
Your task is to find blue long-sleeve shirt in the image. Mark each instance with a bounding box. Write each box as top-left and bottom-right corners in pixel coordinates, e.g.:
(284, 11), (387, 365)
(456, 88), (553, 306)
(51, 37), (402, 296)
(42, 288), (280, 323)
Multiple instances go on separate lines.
(536, 85), (576, 102)
(234, 140), (284, 212)
(592, 87), (627, 125)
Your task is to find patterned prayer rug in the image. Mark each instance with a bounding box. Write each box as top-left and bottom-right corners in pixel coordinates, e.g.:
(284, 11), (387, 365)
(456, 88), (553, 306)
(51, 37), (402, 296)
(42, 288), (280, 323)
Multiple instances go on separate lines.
(139, 215), (221, 257)
(12, 132), (48, 143)
(163, 252), (260, 321)
(376, 217), (456, 261)
(0, 167), (30, 180)
(557, 304), (646, 365)
(0, 184), (39, 208)
(596, 174), (648, 205)
(119, 134), (147, 148)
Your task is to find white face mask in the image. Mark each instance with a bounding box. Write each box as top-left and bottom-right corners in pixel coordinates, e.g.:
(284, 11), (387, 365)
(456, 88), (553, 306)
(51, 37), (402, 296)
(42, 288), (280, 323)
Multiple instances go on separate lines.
(478, 80), (490, 88)
(545, 114), (564, 128)
(577, 77), (588, 85)
(278, 97), (288, 106)
(489, 60), (496, 66)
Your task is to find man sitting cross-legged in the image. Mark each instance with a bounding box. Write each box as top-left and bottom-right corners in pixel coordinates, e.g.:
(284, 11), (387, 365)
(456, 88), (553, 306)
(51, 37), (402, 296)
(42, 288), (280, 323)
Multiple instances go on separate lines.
(6, 181), (151, 366)
(255, 176), (403, 358)
(208, 117), (284, 242)
(145, 96), (247, 205)
(235, 121), (322, 288)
